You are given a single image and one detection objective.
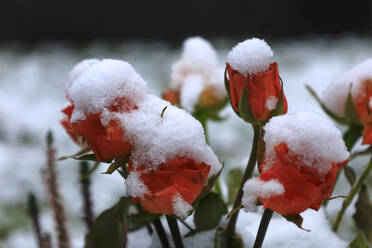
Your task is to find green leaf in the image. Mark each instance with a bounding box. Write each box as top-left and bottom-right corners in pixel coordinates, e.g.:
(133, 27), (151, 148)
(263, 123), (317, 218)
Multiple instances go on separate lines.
(305, 85), (348, 125)
(194, 192), (227, 231)
(353, 184), (372, 242)
(127, 212), (162, 232)
(227, 168), (243, 206)
(345, 85), (361, 125)
(349, 234), (369, 248)
(238, 88), (260, 124)
(85, 197), (131, 248)
(344, 165), (357, 186)
(343, 125), (364, 151)
(282, 214), (310, 232)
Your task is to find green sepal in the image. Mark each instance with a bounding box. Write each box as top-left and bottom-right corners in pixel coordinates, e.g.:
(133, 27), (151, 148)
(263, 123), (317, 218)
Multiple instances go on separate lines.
(102, 155), (129, 175)
(271, 77), (285, 117)
(74, 153), (112, 164)
(193, 97), (229, 123)
(193, 192), (227, 232)
(344, 165), (357, 186)
(84, 197), (131, 248)
(238, 87), (260, 125)
(345, 85), (361, 125)
(58, 147), (91, 161)
(343, 125), (364, 151)
(282, 214), (310, 232)
(306, 85), (348, 125)
(349, 233), (369, 248)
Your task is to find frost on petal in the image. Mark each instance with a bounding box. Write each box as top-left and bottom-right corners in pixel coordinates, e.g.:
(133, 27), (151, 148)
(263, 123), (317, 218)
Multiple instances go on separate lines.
(263, 110), (350, 174)
(67, 59), (147, 123)
(172, 193), (193, 219)
(322, 58), (372, 117)
(242, 178), (284, 212)
(226, 38), (273, 76)
(265, 96), (278, 111)
(116, 95), (221, 179)
(125, 171), (149, 198)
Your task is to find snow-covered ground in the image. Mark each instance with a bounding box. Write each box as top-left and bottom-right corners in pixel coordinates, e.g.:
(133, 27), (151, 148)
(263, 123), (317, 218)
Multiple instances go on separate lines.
(1, 36), (371, 247)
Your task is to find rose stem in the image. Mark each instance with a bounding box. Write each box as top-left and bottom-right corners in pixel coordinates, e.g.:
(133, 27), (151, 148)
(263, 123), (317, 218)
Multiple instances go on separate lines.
(226, 124), (261, 238)
(333, 157), (372, 232)
(166, 215), (184, 248)
(253, 208), (273, 248)
(27, 193), (45, 248)
(79, 161), (94, 231)
(45, 131), (71, 248)
(152, 218), (170, 248)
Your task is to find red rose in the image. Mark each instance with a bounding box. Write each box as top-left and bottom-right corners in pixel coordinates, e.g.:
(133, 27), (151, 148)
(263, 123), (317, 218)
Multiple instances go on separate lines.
(162, 89), (180, 105)
(353, 79), (372, 145)
(130, 158), (210, 217)
(226, 62), (288, 122)
(61, 103), (131, 162)
(256, 143), (347, 215)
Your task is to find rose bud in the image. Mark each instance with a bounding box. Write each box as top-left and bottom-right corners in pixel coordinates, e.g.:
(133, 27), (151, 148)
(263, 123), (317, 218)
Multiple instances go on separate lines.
(242, 111), (349, 215)
(225, 38), (288, 123)
(122, 95), (221, 219)
(163, 37), (227, 113)
(61, 59), (147, 161)
(322, 58), (372, 145)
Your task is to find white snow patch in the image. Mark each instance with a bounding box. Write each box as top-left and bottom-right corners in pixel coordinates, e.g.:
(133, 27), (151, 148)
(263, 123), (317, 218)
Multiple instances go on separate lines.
(263, 110), (349, 174)
(322, 58), (372, 117)
(226, 38), (273, 76)
(265, 96), (278, 111)
(66, 58), (100, 90)
(369, 97), (372, 109)
(242, 178), (284, 212)
(172, 193), (193, 219)
(117, 95), (221, 178)
(180, 75), (205, 112)
(125, 171), (149, 198)
(67, 59), (147, 123)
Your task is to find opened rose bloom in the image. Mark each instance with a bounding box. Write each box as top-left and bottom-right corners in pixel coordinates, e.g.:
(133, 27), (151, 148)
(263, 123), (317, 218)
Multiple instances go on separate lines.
(226, 38), (288, 122)
(129, 158), (210, 217)
(61, 58), (147, 161)
(163, 36), (226, 113)
(242, 111), (349, 215)
(122, 95), (221, 218)
(322, 58), (372, 145)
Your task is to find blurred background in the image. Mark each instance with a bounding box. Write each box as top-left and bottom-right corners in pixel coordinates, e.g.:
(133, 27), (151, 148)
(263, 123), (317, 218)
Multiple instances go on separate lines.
(1, 0), (372, 247)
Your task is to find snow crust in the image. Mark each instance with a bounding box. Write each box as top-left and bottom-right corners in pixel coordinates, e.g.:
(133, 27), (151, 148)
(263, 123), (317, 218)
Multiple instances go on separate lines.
(263, 110), (349, 174)
(118, 94), (221, 177)
(226, 38), (273, 76)
(170, 36), (226, 112)
(322, 58), (372, 117)
(242, 178), (284, 212)
(67, 59), (147, 123)
(172, 193), (193, 219)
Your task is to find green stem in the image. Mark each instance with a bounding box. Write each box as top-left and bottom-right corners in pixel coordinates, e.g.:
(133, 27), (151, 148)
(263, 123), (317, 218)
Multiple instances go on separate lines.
(153, 218), (170, 248)
(166, 215), (184, 248)
(253, 209), (273, 248)
(226, 125), (261, 239)
(332, 157), (372, 232)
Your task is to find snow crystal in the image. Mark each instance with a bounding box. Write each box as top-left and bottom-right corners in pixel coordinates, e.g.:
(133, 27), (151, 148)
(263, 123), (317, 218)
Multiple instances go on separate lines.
(67, 59), (147, 123)
(265, 96), (278, 111)
(180, 75), (205, 112)
(117, 94), (221, 178)
(172, 193), (193, 219)
(226, 38), (273, 76)
(66, 58), (99, 90)
(263, 110), (349, 174)
(322, 58), (372, 117)
(125, 171), (149, 198)
(242, 178), (284, 212)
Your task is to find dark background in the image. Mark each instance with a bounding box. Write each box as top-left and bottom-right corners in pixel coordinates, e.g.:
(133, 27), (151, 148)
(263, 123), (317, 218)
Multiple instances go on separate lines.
(0, 0), (371, 42)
